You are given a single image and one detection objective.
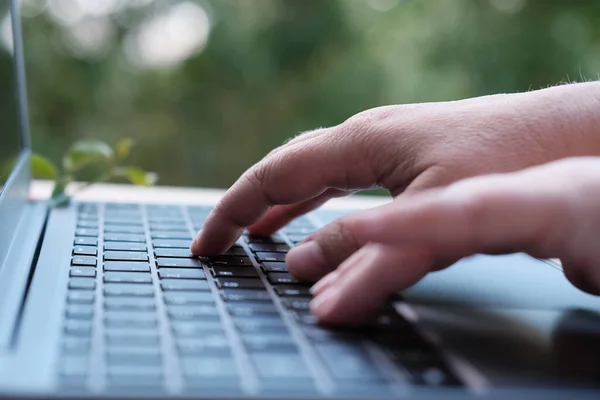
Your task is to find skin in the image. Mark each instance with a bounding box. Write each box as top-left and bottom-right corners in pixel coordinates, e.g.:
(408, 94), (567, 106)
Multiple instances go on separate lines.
(191, 81), (600, 324)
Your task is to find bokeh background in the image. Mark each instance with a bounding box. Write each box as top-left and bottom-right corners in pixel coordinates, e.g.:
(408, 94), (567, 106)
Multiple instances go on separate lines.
(6, 0), (600, 188)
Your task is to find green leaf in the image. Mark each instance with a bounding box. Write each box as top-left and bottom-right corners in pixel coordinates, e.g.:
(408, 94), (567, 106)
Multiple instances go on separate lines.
(115, 138), (134, 159)
(63, 139), (115, 172)
(114, 167), (155, 186)
(50, 178), (71, 208)
(30, 153), (58, 179)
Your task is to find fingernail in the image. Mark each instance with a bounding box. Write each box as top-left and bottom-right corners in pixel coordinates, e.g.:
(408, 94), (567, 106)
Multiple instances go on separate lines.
(310, 271), (338, 296)
(310, 286), (340, 318)
(288, 240), (325, 268)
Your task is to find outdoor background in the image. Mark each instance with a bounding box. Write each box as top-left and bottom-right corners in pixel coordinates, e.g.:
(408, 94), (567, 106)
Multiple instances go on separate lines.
(8, 0), (600, 189)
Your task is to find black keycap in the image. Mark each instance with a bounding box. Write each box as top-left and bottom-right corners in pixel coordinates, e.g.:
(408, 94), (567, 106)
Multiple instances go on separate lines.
(151, 231), (192, 240)
(160, 279), (209, 291)
(207, 256), (253, 266)
(212, 266), (259, 278)
(261, 262), (288, 273)
(105, 330), (159, 346)
(105, 311), (157, 328)
(156, 257), (205, 268)
(243, 334), (297, 352)
(104, 219), (143, 227)
(227, 302), (279, 317)
(315, 343), (384, 381)
(154, 248), (194, 258)
(152, 239), (192, 249)
(104, 226), (145, 234)
(104, 242), (147, 252)
(158, 268), (205, 280)
(251, 354), (311, 379)
(234, 316), (288, 333)
(292, 311), (319, 325)
(70, 267), (96, 278)
(106, 366), (163, 383)
(73, 246), (97, 256)
(104, 233), (146, 243)
(167, 305), (220, 320)
(104, 251), (148, 261)
(77, 220), (98, 229)
(182, 357), (237, 378)
(75, 228), (98, 237)
(104, 297), (155, 311)
(106, 348), (161, 365)
(71, 256), (97, 267)
(104, 261), (150, 272)
(104, 272), (152, 284)
(220, 289), (272, 302)
(281, 298), (311, 311)
(163, 292), (214, 306)
(216, 278), (264, 290)
(245, 235), (286, 244)
(66, 304), (94, 320)
(302, 326), (363, 342)
(267, 272), (303, 285)
(176, 336), (230, 355)
(249, 243), (290, 253)
(255, 252), (286, 262)
(104, 284), (154, 297)
(404, 362), (461, 387)
(64, 320), (93, 336)
(172, 321), (223, 337)
(149, 224), (188, 232)
(223, 247), (248, 256)
(273, 285), (311, 297)
(74, 237), (97, 246)
(68, 278), (96, 290)
(67, 291), (95, 304)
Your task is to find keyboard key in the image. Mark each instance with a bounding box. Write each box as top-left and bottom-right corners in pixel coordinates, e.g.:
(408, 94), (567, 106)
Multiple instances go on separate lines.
(273, 285), (311, 297)
(315, 343), (385, 382)
(151, 231), (192, 240)
(249, 243), (290, 253)
(153, 248), (194, 258)
(105, 311), (157, 328)
(104, 297), (155, 311)
(70, 267), (96, 278)
(64, 320), (93, 336)
(104, 242), (147, 252)
(302, 326), (363, 342)
(73, 246), (97, 256)
(75, 228), (98, 237)
(149, 224), (188, 232)
(62, 337), (91, 354)
(71, 256), (97, 267)
(267, 272), (303, 285)
(104, 251), (148, 261)
(158, 268), (205, 279)
(167, 305), (220, 320)
(220, 289), (272, 302)
(234, 316), (288, 333)
(255, 252), (286, 262)
(227, 302), (279, 317)
(59, 356), (89, 377)
(104, 271), (152, 284)
(104, 233), (146, 243)
(106, 348), (161, 365)
(68, 278), (95, 290)
(243, 334), (297, 352)
(152, 239), (191, 248)
(104, 226), (145, 234)
(104, 283), (154, 297)
(74, 237), (97, 246)
(67, 291), (95, 304)
(286, 233), (310, 243)
(172, 321), (223, 337)
(216, 278), (264, 290)
(245, 235), (286, 244)
(163, 292), (214, 305)
(404, 362), (461, 387)
(107, 366), (163, 386)
(106, 330), (159, 346)
(212, 266), (259, 278)
(104, 219), (143, 226)
(182, 357), (237, 378)
(77, 220), (98, 229)
(66, 304), (94, 320)
(207, 256), (253, 266)
(103, 261), (150, 272)
(176, 336), (230, 355)
(156, 257), (205, 268)
(280, 298), (311, 311)
(160, 279), (209, 291)
(252, 354), (311, 379)
(261, 262), (288, 273)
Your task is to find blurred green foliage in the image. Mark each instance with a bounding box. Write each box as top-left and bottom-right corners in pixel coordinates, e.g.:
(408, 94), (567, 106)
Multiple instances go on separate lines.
(16, 0), (600, 190)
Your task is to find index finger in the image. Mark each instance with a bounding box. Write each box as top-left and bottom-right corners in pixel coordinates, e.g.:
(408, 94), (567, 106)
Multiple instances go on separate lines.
(190, 128), (380, 255)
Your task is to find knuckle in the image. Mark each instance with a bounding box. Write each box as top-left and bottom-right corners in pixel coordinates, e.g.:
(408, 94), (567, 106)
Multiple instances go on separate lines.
(315, 218), (361, 265)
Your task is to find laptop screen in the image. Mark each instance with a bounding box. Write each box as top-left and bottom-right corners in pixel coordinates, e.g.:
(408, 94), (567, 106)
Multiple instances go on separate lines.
(0, 3), (21, 194)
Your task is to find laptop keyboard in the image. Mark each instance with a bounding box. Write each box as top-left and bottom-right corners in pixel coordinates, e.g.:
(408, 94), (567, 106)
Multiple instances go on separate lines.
(58, 202), (462, 397)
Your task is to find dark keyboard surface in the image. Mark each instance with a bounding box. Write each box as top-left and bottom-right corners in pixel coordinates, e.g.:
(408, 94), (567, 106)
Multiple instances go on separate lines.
(59, 202), (462, 397)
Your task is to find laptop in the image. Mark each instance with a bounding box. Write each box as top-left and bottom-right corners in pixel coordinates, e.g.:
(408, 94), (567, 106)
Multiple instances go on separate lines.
(1, 1), (600, 399)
